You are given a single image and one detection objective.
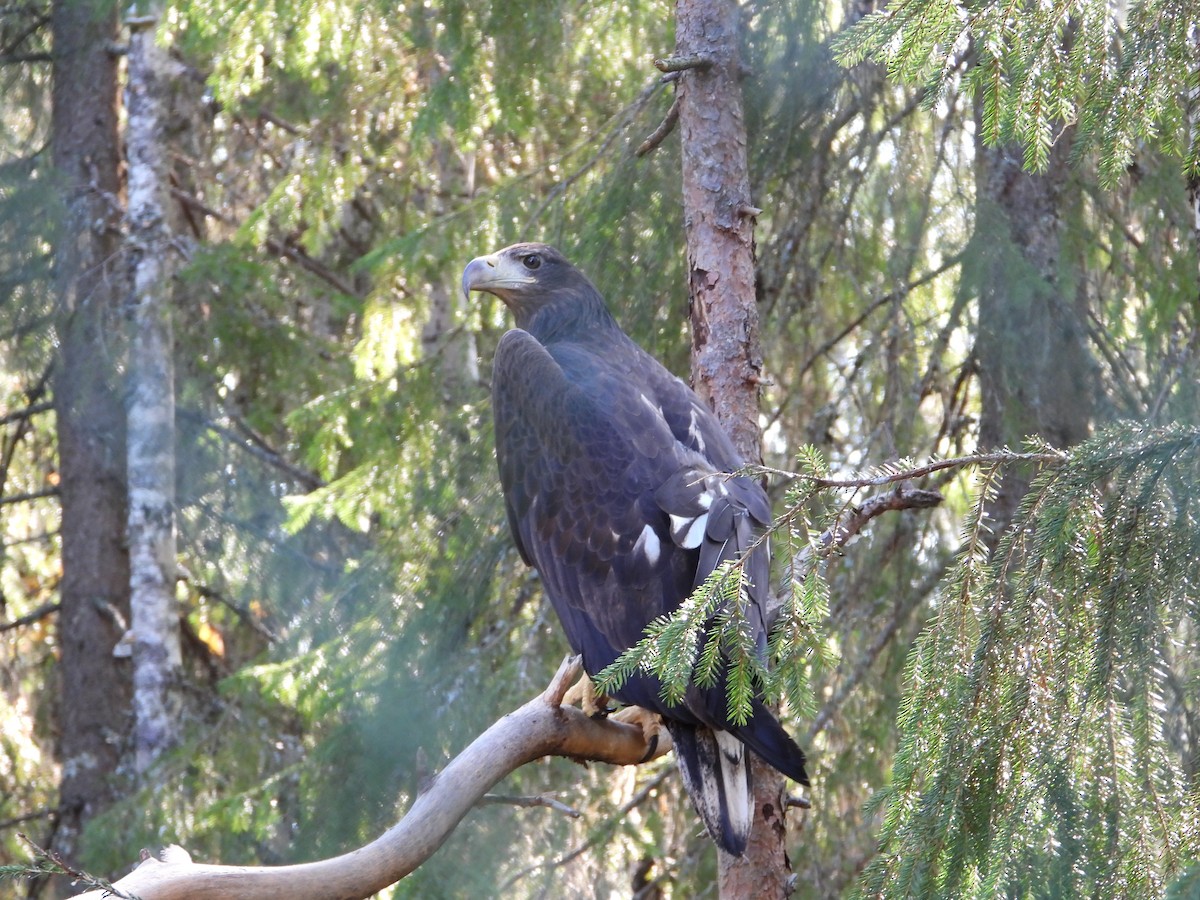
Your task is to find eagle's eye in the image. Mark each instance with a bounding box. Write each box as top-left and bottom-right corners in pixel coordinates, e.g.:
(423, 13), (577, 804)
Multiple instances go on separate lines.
(521, 254), (542, 271)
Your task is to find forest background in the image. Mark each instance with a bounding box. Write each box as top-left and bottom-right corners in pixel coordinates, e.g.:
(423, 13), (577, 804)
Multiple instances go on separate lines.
(1, 0), (1198, 897)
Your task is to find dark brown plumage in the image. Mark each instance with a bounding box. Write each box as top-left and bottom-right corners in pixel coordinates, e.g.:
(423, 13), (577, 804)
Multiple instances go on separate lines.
(463, 243), (807, 855)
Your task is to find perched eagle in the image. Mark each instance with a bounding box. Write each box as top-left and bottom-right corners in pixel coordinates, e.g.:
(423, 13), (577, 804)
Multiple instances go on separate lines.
(463, 243), (808, 855)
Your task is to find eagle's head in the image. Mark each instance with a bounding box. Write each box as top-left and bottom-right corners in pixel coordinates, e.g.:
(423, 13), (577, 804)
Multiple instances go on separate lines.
(462, 243), (609, 336)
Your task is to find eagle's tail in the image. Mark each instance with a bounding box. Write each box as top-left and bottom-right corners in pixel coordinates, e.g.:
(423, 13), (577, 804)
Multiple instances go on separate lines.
(667, 722), (753, 856)
(729, 700), (810, 787)
(666, 703), (809, 856)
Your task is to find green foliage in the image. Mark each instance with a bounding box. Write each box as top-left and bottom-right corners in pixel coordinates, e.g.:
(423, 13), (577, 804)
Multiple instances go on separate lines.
(834, 0), (1200, 184)
(4, 0), (1198, 892)
(597, 561), (769, 723)
(596, 450), (841, 731)
(862, 423), (1200, 898)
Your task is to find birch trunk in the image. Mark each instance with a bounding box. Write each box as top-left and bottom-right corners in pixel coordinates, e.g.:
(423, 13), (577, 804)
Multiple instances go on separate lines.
(674, 1), (792, 895)
(124, 6), (182, 774)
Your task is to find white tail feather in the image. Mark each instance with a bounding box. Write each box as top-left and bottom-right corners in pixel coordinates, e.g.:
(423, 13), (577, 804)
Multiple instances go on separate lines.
(713, 730), (751, 842)
(669, 723), (753, 855)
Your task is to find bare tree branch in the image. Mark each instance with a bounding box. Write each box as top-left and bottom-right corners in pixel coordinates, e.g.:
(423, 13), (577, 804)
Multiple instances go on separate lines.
(71, 656), (667, 900)
(0, 400), (52, 426)
(0, 601), (59, 634)
(496, 767), (674, 893)
(478, 793), (581, 818)
(0, 487), (58, 507)
(636, 95), (681, 157)
(0, 807), (55, 832)
(168, 187), (364, 298)
(180, 408), (325, 491)
(772, 484), (943, 627)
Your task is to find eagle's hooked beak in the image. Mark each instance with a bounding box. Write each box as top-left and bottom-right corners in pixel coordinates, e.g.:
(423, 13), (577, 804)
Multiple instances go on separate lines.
(461, 252), (536, 303)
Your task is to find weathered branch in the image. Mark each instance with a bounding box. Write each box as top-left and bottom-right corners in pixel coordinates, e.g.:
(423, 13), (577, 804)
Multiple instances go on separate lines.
(636, 95), (681, 157)
(71, 656), (667, 900)
(653, 53), (712, 73)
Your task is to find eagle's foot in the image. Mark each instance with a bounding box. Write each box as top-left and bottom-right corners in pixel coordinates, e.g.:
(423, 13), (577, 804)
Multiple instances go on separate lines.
(562, 671), (613, 718)
(612, 706), (667, 763)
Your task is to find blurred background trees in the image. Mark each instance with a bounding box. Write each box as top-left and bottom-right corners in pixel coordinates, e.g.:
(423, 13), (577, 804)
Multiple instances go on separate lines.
(0, 0), (1196, 897)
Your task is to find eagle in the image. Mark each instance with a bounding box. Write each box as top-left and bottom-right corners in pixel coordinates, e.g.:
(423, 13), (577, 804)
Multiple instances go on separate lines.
(463, 242), (808, 856)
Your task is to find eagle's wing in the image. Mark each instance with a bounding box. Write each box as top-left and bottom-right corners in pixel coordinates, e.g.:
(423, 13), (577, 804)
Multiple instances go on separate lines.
(492, 329), (693, 670)
(492, 328), (772, 708)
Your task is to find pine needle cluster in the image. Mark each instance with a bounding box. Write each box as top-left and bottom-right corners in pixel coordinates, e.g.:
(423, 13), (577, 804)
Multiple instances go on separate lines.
(601, 422), (1198, 895)
(863, 422), (1200, 897)
(834, 0), (1200, 185)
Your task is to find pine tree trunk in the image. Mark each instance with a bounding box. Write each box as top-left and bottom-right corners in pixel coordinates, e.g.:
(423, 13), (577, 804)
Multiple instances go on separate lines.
(47, 0), (132, 881)
(674, 0), (790, 895)
(125, 6), (183, 775)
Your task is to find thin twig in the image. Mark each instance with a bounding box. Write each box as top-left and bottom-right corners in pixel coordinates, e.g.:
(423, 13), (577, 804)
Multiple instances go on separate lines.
(0, 487), (58, 507)
(182, 409), (324, 491)
(230, 415), (326, 491)
(496, 768), (673, 893)
(529, 76), (665, 225)
(757, 448), (1066, 491)
(0, 808), (55, 832)
(169, 187), (363, 298)
(479, 793), (581, 818)
(190, 582), (278, 644)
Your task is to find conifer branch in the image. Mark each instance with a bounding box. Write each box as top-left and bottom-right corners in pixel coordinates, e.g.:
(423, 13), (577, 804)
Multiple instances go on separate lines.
(754, 447), (1066, 491)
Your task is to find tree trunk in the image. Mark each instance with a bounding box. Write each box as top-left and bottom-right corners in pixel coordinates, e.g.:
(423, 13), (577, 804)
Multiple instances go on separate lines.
(674, 0), (790, 895)
(125, 6), (183, 775)
(47, 0), (132, 881)
(973, 124), (1094, 536)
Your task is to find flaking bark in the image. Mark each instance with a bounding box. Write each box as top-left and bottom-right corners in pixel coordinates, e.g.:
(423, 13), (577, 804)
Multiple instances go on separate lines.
(676, 0), (766, 463)
(673, 0), (792, 895)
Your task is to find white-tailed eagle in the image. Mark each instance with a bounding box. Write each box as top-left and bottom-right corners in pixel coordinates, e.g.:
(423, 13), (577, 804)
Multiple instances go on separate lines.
(463, 243), (808, 855)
